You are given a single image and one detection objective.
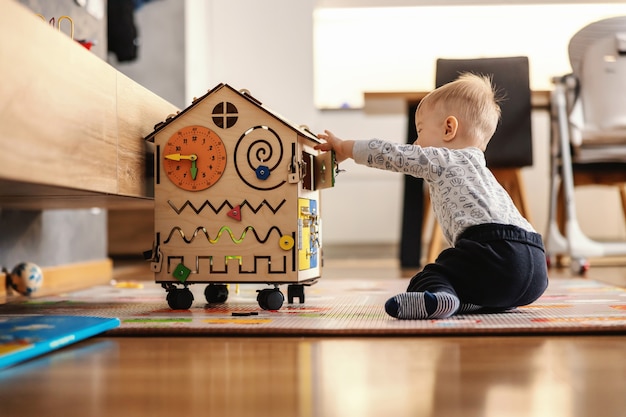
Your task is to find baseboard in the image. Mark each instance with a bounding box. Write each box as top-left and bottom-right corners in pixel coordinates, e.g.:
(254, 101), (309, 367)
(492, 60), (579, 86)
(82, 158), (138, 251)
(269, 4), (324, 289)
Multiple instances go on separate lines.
(1, 258), (113, 303)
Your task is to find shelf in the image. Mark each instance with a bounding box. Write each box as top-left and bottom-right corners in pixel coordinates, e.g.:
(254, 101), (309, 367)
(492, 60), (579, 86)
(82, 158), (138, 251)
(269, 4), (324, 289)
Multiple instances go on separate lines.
(0, 1), (178, 209)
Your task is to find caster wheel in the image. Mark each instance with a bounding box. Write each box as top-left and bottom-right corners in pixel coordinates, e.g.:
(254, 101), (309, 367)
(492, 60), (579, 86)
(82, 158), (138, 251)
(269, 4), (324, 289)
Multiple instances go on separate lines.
(167, 288), (194, 310)
(257, 288), (284, 310)
(205, 284), (229, 304)
(570, 258), (590, 276)
(580, 261), (590, 275)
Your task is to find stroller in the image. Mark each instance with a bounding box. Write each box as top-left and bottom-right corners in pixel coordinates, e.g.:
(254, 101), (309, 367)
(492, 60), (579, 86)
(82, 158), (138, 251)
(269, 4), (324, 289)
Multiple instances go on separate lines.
(546, 16), (626, 274)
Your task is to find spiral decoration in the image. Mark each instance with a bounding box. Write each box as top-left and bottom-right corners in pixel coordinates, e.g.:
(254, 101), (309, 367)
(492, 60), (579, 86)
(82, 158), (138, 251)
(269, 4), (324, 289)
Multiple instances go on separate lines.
(234, 125), (286, 190)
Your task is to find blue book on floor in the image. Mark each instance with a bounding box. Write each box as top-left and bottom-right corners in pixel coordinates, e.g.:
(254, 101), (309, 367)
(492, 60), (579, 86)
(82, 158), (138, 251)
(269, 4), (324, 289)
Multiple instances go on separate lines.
(0, 315), (120, 369)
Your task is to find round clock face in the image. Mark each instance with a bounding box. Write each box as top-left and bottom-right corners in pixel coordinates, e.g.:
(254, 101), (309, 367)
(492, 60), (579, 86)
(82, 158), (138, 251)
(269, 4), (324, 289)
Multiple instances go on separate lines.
(163, 125), (227, 191)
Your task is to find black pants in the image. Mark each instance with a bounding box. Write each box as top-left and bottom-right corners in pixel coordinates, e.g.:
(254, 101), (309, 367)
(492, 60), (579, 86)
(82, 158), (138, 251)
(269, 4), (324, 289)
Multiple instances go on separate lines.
(406, 223), (549, 310)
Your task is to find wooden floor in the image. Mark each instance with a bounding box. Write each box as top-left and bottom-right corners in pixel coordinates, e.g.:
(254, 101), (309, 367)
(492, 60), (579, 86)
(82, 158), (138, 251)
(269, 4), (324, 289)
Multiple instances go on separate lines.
(2, 247), (626, 417)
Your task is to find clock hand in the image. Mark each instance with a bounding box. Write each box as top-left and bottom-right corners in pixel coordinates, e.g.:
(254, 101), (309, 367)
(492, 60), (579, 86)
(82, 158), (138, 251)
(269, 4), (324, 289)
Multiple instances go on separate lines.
(190, 159), (198, 180)
(164, 153), (198, 161)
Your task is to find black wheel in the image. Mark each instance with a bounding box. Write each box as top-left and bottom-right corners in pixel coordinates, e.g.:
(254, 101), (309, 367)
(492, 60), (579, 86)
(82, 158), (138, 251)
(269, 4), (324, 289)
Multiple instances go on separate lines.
(205, 284), (229, 304)
(166, 288), (194, 310)
(256, 289), (269, 309)
(265, 290), (284, 310)
(257, 288), (284, 310)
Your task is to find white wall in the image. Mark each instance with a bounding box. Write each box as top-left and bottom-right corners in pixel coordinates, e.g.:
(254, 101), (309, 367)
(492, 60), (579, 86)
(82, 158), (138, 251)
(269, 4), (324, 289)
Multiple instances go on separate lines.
(313, 4), (626, 108)
(184, 0), (626, 246)
(114, 0), (186, 108)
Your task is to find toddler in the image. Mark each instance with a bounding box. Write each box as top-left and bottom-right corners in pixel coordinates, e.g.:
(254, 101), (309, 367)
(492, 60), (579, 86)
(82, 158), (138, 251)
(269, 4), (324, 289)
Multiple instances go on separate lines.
(315, 73), (548, 319)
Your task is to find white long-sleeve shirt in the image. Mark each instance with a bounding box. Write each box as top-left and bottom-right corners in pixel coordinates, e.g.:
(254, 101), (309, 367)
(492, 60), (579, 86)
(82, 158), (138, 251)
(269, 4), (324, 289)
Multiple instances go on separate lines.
(352, 140), (535, 246)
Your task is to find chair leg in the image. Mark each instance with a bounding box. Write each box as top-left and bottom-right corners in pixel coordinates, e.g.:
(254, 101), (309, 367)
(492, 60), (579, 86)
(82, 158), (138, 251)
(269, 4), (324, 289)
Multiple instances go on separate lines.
(491, 168), (533, 224)
(512, 169), (532, 224)
(422, 188), (431, 233)
(423, 188), (443, 264)
(620, 184), (626, 225)
(427, 221), (443, 264)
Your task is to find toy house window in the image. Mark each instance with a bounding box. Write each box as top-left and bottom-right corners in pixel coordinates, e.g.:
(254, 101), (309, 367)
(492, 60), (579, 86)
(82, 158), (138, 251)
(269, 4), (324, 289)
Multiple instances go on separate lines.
(212, 102), (239, 128)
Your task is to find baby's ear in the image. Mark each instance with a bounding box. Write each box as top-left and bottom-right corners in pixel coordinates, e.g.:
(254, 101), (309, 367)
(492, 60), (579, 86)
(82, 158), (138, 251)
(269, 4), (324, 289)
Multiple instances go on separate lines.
(443, 116), (458, 141)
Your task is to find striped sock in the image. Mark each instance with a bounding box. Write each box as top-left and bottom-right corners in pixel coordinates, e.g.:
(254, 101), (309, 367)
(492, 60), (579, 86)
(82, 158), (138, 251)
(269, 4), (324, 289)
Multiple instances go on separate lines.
(384, 291), (460, 320)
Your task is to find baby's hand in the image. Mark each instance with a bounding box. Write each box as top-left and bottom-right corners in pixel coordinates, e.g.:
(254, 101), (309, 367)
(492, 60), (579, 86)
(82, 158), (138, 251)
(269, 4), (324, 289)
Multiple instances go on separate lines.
(315, 130), (339, 150)
(315, 130), (353, 162)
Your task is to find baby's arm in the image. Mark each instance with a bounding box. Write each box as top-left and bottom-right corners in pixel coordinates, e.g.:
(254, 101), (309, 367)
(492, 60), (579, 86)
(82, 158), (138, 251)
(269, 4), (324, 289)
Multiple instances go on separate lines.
(315, 130), (355, 163)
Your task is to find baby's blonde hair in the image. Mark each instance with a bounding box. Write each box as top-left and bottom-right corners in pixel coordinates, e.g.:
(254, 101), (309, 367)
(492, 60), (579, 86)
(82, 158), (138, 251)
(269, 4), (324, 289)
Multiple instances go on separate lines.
(419, 73), (502, 149)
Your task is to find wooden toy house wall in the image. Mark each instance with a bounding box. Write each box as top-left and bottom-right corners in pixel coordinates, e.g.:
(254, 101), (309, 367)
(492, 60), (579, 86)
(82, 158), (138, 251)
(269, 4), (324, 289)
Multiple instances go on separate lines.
(147, 84), (332, 302)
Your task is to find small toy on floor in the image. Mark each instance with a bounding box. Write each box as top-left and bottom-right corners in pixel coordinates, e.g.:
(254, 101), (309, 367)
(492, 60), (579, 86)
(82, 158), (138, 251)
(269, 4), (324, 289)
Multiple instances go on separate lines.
(3, 262), (44, 296)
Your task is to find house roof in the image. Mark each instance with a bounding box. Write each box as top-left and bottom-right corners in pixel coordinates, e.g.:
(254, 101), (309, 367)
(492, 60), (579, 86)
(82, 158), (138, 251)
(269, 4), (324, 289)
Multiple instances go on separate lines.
(145, 83), (320, 144)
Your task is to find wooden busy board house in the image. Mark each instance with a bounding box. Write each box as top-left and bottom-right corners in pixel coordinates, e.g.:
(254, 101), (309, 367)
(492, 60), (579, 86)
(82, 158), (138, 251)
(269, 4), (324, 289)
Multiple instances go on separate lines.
(145, 84), (336, 310)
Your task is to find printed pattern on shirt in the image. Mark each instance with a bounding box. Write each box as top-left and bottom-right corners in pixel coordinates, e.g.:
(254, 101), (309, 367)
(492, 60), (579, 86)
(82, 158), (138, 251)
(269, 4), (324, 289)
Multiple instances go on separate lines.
(353, 140), (534, 245)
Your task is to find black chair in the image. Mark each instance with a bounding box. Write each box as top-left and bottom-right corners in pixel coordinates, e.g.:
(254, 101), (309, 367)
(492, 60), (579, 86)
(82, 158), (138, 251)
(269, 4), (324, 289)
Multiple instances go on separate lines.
(400, 56), (534, 266)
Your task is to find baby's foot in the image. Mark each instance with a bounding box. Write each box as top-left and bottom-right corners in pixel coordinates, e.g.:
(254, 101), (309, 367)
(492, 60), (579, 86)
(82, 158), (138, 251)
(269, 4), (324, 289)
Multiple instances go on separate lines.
(384, 291), (459, 319)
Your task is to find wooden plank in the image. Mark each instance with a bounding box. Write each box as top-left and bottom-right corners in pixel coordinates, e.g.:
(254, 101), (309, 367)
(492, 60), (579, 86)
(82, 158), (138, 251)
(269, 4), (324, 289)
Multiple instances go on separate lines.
(35, 259), (113, 295)
(0, 0), (178, 209)
(0, 258), (112, 303)
(0, 180), (155, 209)
(0, 2), (117, 193)
(116, 71), (176, 198)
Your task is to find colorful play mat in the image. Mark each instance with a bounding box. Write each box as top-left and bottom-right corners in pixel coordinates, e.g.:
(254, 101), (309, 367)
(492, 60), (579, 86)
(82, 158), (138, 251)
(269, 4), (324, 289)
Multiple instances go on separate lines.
(1, 277), (625, 336)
